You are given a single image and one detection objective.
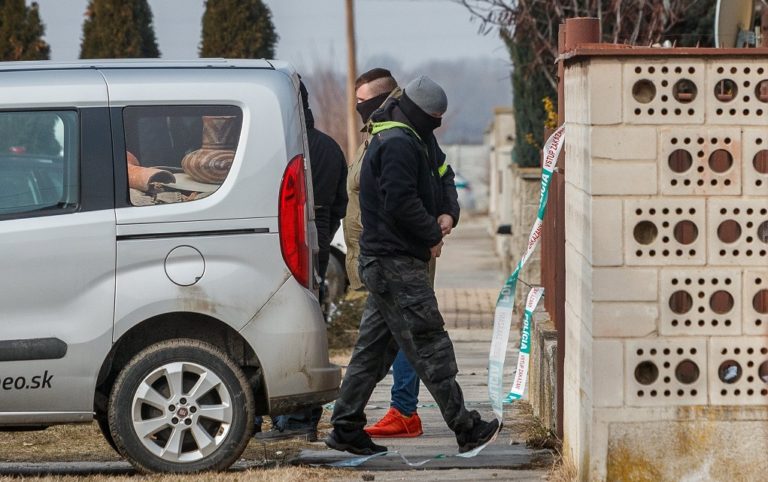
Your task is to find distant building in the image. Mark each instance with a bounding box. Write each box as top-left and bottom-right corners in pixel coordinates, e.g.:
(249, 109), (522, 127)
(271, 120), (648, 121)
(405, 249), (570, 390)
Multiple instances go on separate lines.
(486, 107), (515, 236)
(441, 144), (489, 214)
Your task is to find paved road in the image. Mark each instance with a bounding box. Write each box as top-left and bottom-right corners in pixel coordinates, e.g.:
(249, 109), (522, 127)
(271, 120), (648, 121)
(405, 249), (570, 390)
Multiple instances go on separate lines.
(295, 340), (553, 475)
(436, 215), (506, 329)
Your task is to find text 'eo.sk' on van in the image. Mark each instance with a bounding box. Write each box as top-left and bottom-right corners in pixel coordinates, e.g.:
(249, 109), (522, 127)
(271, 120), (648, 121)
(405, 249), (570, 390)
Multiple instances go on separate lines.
(0, 59), (340, 473)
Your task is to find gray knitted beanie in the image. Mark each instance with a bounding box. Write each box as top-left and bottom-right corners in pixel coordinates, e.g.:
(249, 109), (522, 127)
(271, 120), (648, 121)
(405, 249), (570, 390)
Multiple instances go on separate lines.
(403, 76), (447, 116)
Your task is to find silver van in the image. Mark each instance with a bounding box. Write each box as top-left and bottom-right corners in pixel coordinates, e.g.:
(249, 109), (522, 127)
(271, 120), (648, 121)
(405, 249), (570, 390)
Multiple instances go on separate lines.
(0, 60), (340, 472)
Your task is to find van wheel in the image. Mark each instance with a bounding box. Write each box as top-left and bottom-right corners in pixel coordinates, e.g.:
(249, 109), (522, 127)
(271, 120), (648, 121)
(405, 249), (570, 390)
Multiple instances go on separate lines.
(95, 413), (118, 453)
(108, 339), (254, 473)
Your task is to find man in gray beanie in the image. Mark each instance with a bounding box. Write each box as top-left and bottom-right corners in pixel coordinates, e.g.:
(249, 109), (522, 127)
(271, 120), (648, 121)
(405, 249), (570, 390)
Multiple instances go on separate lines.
(325, 76), (499, 455)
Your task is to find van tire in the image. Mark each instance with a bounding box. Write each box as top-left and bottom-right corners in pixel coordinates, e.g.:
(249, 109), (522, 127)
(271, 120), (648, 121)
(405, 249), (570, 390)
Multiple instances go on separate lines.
(96, 413), (119, 453)
(108, 339), (255, 473)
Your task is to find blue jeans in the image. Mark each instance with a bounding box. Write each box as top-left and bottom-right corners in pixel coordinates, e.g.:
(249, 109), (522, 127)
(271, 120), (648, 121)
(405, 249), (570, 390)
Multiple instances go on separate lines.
(391, 349), (419, 415)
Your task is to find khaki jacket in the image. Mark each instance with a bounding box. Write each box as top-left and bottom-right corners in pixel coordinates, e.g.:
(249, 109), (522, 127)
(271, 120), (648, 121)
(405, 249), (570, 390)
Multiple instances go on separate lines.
(343, 141), (367, 290)
(343, 87), (403, 290)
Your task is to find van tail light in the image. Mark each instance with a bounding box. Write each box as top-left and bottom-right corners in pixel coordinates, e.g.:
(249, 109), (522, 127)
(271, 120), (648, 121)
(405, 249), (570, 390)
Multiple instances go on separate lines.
(279, 154), (310, 288)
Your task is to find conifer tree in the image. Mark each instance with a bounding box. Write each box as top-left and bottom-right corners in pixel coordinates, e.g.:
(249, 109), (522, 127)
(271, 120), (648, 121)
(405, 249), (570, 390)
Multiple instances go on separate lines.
(200, 0), (278, 59)
(0, 2), (54, 157)
(80, 0), (160, 59)
(0, 0), (49, 61)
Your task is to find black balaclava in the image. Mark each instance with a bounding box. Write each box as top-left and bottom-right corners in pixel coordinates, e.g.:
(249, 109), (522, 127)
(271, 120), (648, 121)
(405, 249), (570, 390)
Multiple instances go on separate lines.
(399, 91), (442, 140)
(356, 92), (390, 124)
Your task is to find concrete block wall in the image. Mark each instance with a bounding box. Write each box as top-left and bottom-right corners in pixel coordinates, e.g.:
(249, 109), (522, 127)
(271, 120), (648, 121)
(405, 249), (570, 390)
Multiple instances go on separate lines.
(563, 55), (768, 481)
(528, 310), (558, 432)
(487, 107), (517, 273)
(509, 165), (543, 306)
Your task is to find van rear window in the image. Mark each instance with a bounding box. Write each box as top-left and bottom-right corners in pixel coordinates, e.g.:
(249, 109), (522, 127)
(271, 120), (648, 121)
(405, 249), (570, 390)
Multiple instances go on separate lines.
(122, 105), (243, 206)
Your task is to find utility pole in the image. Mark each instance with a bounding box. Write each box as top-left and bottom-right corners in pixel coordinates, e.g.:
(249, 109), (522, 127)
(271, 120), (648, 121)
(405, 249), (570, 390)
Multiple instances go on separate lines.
(345, 0), (358, 163)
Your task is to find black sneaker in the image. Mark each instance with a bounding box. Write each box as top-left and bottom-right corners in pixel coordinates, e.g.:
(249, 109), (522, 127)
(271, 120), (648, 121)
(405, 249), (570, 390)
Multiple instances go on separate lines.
(325, 429), (388, 455)
(456, 415), (501, 453)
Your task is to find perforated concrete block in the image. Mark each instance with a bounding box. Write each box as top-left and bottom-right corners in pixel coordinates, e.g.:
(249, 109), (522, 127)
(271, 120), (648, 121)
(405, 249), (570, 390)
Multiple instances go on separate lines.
(625, 337), (708, 407)
(593, 302), (658, 338)
(624, 198), (706, 265)
(707, 199), (768, 265)
(592, 197), (623, 266)
(606, 417), (768, 481)
(592, 267), (657, 302)
(623, 60), (706, 125)
(594, 404), (768, 423)
(588, 60), (623, 125)
(565, 62), (589, 125)
(565, 182), (591, 261)
(742, 128), (768, 196)
(591, 160), (657, 196)
(659, 127), (742, 196)
(565, 123), (591, 193)
(566, 245), (592, 325)
(520, 204), (539, 236)
(659, 268), (742, 336)
(705, 61), (768, 126)
(591, 126), (657, 160)
(593, 340), (624, 407)
(744, 269), (768, 336)
(565, 302), (594, 399)
(708, 336), (768, 406)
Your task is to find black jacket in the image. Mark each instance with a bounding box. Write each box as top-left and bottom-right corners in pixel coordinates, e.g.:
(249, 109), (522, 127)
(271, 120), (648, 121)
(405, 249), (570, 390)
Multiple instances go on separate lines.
(307, 110), (348, 278)
(359, 100), (447, 261)
(430, 137), (460, 227)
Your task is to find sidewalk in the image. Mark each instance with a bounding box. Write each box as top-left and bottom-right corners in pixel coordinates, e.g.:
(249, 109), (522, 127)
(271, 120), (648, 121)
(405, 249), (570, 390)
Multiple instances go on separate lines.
(436, 215), (504, 330)
(292, 216), (553, 479)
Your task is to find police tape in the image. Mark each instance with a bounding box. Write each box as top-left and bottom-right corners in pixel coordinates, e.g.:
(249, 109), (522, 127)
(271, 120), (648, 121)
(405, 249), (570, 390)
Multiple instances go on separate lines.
(491, 124), (565, 410)
(325, 126), (565, 468)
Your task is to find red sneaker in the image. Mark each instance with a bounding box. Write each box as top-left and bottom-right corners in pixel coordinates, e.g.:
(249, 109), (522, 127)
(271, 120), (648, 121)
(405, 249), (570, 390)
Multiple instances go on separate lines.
(364, 407), (423, 438)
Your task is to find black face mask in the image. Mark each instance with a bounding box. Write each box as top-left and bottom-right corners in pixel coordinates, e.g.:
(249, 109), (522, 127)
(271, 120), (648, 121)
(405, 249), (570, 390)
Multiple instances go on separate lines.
(399, 92), (442, 139)
(356, 92), (390, 123)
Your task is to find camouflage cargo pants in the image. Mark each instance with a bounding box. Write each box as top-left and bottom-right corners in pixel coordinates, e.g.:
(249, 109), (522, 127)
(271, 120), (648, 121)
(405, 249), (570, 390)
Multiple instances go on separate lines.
(331, 255), (473, 434)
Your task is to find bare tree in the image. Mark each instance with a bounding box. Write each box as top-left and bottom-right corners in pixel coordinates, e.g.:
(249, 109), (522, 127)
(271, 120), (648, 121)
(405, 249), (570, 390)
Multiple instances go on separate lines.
(459, 0), (713, 89)
(302, 66), (352, 160)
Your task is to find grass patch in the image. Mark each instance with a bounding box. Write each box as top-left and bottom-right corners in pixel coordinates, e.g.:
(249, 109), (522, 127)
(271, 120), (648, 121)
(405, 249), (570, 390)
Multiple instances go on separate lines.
(0, 424), (118, 463)
(0, 466), (347, 482)
(548, 448), (578, 482)
(0, 423), (345, 481)
(503, 401), (560, 451)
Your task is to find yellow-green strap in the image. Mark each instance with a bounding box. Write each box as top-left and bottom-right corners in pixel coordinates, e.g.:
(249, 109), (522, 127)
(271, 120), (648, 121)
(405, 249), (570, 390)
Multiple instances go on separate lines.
(371, 121), (450, 177)
(370, 121), (421, 140)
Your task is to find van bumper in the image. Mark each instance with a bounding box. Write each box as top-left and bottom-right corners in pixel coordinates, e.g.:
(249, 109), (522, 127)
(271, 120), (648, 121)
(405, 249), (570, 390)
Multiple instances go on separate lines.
(239, 276), (342, 411)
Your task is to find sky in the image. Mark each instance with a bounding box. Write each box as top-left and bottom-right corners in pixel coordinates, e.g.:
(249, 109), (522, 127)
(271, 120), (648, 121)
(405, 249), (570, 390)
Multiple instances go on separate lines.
(31, 0), (510, 71)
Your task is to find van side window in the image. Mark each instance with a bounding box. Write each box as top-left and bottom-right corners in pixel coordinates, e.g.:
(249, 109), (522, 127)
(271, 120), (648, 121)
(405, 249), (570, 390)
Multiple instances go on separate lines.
(122, 105), (243, 206)
(0, 111), (78, 217)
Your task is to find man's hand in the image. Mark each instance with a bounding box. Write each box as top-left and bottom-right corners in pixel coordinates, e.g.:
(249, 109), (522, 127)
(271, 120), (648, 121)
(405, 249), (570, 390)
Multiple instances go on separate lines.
(430, 240), (444, 259)
(437, 214), (454, 236)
